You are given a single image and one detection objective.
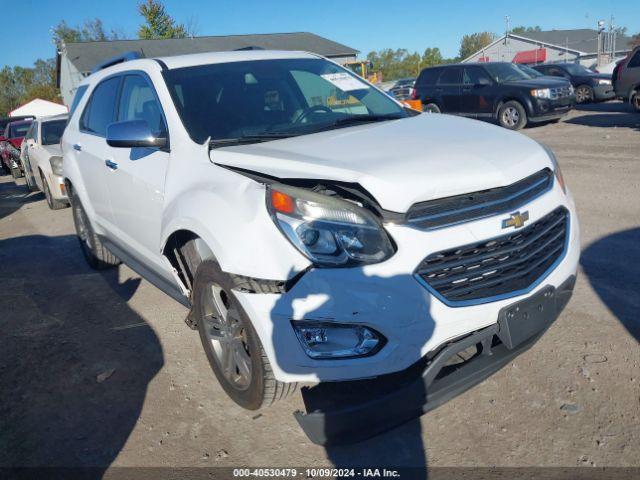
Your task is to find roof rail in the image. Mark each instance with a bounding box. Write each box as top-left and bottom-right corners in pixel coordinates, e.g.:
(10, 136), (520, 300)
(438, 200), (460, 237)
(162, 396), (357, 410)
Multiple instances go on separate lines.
(91, 51), (144, 73)
(234, 46), (265, 51)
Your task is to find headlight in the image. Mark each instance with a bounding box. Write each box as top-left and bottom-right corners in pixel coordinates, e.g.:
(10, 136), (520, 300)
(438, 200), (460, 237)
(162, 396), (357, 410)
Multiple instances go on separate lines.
(540, 143), (566, 193)
(596, 79), (612, 85)
(293, 321), (384, 359)
(49, 156), (64, 176)
(7, 143), (20, 158)
(531, 88), (551, 99)
(267, 184), (395, 267)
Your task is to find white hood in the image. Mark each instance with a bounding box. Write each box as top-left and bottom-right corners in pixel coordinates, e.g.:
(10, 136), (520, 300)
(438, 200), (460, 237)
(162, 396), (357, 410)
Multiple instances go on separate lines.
(211, 114), (553, 212)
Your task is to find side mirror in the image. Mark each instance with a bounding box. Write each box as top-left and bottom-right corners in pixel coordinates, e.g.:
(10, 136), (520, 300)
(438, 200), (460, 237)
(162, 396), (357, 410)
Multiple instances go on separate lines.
(106, 120), (166, 149)
(477, 78), (492, 87)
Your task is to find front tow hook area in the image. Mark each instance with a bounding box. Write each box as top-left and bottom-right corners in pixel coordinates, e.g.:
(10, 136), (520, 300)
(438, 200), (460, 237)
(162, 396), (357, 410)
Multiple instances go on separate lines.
(294, 275), (576, 446)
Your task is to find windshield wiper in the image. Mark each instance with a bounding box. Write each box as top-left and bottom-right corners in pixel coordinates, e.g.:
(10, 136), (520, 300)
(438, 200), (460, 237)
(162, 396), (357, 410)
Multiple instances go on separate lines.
(209, 133), (298, 149)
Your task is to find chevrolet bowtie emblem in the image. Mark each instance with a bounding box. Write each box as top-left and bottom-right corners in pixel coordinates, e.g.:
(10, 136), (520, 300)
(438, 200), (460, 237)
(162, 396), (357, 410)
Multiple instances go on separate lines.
(502, 211), (530, 229)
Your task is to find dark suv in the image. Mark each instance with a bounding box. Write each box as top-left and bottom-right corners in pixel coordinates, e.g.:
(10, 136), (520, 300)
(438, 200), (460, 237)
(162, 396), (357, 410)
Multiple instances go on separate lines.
(532, 63), (615, 103)
(412, 62), (575, 130)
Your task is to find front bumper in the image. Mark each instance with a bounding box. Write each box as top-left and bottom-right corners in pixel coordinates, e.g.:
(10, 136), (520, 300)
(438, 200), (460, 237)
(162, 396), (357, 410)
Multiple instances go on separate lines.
(530, 97), (575, 121)
(593, 84), (616, 101)
(234, 182), (580, 383)
(295, 275), (576, 445)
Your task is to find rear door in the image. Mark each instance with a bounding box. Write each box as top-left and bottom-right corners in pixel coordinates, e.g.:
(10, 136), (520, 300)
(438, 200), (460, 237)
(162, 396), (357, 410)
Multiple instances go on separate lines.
(415, 67), (441, 108)
(461, 66), (495, 116)
(103, 73), (170, 274)
(435, 67), (462, 112)
(75, 76), (121, 230)
(621, 48), (640, 96)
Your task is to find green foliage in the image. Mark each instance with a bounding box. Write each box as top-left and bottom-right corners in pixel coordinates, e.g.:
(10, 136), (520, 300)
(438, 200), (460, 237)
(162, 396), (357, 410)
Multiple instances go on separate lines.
(511, 26), (542, 35)
(137, 0), (187, 39)
(459, 32), (496, 60)
(0, 59), (59, 116)
(52, 18), (121, 46)
(367, 47), (453, 81)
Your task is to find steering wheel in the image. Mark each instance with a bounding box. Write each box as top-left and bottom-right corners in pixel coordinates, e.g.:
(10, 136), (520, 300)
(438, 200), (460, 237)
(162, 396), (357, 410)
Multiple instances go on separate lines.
(293, 105), (333, 124)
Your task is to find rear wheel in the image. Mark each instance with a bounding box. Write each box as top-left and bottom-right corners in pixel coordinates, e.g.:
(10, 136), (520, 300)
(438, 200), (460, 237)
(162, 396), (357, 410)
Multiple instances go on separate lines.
(193, 259), (296, 410)
(575, 85), (594, 104)
(422, 103), (441, 113)
(498, 101), (527, 130)
(71, 191), (120, 269)
(42, 174), (67, 210)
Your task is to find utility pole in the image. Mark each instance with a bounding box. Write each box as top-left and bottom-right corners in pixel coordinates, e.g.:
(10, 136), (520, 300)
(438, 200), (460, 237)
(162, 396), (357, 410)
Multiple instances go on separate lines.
(597, 19), (605, 67)
(505, 15), (511, 61)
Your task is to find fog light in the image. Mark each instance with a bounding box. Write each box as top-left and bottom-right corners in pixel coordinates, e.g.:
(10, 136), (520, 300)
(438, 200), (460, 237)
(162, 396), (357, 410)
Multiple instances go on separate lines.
(292, 321), (384, 359)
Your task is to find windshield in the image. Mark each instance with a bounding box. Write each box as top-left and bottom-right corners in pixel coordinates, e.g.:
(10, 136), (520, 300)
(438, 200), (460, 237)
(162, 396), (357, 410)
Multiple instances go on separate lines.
(162, 57), (406, 144)
(515, 64), (543, 77)
(561, 63), (594, 75)
(41, 119), (67, 145)
(484, 63), (532, 82)
(8, 122), (31, 138)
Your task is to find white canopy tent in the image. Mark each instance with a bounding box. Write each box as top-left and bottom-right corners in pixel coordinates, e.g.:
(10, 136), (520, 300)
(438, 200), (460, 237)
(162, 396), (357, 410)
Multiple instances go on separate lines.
(9, 98), (68, 118)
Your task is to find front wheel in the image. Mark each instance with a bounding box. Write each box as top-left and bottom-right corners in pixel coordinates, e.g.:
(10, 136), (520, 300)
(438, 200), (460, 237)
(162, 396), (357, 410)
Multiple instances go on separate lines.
(422, 103), (441, 113)
(193, 259), (296, 410)
(498, 101), (527, 130)
(575, 85), (594, 104)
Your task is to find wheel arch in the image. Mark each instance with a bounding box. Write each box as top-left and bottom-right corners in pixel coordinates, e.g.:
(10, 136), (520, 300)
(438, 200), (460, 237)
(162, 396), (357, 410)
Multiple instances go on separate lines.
(494, 95), (532, 118)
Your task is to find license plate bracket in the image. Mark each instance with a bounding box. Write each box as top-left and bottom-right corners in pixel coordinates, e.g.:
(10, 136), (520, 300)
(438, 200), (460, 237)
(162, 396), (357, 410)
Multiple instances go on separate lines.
(497, 286), (557, 349)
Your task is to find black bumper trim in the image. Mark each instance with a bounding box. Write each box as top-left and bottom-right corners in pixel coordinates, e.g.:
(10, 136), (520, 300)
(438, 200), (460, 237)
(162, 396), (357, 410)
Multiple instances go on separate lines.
(294, 275), (576, 446)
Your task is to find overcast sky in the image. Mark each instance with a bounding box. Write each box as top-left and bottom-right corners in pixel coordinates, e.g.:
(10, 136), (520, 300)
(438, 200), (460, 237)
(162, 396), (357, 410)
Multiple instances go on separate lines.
(1, 0), (639, 68)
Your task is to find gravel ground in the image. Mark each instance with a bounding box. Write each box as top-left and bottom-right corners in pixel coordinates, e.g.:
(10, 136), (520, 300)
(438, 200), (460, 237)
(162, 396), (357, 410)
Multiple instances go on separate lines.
(0, 102), (638, 473)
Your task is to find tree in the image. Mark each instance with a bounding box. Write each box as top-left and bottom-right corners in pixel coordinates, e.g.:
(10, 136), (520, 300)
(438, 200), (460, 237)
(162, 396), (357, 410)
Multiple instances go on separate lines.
(52, 18), (121, 46)
(366, 47), (454, 80)
(421, 47), (443, 68)
(138, 0), (187, 39)
(459, 32), (496, 60)
(0, 59), (60, 116)
(511, 25), (542, 35)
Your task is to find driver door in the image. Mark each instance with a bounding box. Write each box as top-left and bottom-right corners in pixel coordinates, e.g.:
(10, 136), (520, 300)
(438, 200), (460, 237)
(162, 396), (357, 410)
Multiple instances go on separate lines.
(103, 73), (170, 275)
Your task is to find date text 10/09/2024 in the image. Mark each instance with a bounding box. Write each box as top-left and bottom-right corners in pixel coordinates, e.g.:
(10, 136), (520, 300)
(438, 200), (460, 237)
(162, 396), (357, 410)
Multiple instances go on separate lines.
(233, 468), (401, 477)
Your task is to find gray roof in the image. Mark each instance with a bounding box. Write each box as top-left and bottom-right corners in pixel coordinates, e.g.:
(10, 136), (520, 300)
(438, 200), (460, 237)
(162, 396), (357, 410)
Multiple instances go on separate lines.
(63, 32), (359, 73)
(512, 29), (633, 54)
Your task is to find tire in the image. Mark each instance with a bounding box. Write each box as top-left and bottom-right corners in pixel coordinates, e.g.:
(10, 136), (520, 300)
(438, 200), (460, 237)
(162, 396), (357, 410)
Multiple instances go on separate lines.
(498, 101), (527, 130)
(193, 259), (296, 410)
(422, 103), (441, 113)
(631, 89), (640, 113)
(70, 191), (120, 269)
(42, 174), (68, 210)
(575, 85), (594, 104)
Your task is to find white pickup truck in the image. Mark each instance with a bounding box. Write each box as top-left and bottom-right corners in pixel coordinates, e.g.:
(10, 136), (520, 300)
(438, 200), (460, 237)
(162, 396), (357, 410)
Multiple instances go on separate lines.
(62, 50), (579, 445)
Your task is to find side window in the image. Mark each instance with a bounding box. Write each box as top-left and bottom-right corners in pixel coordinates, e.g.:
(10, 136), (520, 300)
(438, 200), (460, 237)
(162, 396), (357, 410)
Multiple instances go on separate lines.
(80, 77), (120, 136)
(69, 85), (89, 119)
(437, 67), (462, 85)
(627, 50), (640, 68)
(417, 68), (440, 85)
(24, 123), (36, 142)
(117, 75), (167, 136)
(548, 67), (565, 77)
(463, 66), (491, 85)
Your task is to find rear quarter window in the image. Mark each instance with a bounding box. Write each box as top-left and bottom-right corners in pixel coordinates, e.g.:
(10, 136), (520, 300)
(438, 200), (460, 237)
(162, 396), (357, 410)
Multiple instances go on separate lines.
(69, 85), (89, 119)
(627, 50), (640, 68)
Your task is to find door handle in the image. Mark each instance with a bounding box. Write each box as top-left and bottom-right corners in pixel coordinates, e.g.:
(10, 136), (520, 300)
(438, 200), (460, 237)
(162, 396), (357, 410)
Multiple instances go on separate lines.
(73, 143), (82, 151)
(105, 159), (118, 170)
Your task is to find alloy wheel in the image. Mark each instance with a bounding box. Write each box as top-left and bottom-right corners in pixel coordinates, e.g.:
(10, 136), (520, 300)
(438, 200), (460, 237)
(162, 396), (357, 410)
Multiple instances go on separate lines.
(202, 282), (252, 390)
(502, 107), (520, 127)
(576, 86), (592, 103)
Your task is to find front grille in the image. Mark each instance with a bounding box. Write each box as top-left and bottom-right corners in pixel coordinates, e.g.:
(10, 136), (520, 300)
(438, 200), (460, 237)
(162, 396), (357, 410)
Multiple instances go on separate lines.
(406, 168), (553, 230)
(549, 86), (573, 99)
(416, 207), (569, 304)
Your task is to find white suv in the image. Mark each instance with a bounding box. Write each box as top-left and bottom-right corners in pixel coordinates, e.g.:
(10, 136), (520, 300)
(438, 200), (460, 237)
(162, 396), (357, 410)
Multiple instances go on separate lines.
(62, 50), (580, 445)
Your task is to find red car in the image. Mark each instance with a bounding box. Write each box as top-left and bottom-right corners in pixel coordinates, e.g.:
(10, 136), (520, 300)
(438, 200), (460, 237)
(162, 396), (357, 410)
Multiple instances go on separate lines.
(0, 119), (33, 178)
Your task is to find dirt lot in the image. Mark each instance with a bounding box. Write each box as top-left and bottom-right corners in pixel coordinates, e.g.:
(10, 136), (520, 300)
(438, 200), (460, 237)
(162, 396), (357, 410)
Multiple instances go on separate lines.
(1, 103), (639, 473)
